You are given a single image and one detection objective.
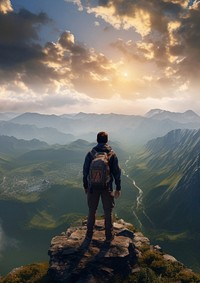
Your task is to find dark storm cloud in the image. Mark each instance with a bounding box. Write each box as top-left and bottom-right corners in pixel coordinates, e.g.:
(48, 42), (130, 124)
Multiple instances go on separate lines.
(0, 9), (50, 68)
(176, 2), (200, 79)
(0, 7), (65, 95)
(0, 1), (119, 99)
(0, 7), (59, 94)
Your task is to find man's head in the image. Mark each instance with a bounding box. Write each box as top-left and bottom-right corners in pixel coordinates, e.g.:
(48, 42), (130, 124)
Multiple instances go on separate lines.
(97, 131), (108, 143)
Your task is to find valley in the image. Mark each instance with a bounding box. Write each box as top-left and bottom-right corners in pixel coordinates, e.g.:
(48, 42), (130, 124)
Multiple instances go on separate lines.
(0, 109), (200, 276)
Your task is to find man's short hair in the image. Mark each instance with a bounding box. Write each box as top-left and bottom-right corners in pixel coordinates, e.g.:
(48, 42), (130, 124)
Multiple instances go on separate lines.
(97, 131), (108, 143)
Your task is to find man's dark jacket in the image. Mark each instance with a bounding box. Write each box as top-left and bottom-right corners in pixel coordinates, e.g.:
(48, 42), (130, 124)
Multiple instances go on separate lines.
(83, 143), (121, 191)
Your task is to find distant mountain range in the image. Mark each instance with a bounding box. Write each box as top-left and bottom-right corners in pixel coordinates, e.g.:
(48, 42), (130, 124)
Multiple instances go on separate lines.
(0, 109), (199, 146)
(145, 109), (200, 123)
(0, 121), (74, 145)
(0, 110), (200, 275)
(0, 136), (48, 156)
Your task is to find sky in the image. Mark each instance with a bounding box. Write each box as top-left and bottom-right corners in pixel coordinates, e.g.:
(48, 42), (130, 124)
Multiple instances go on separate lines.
(0, 0), (200, 115)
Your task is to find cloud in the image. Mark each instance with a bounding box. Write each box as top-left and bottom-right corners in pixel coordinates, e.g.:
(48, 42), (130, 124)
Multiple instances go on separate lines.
(44, 30), (122, 99)
(1, 0), (200, 114)
(0, 6), (50, 84)
(80, 0), (200, 102)
(84, 0), (184, 35)
(0, 0), (13, 14)
(0, 4), (124, 109)
(0, 85), (93, 114)
(87, 2), (151, 37)
(0, 5), (123, 104)
(65, 0), (83, 11)
(176, 2), (200, 79)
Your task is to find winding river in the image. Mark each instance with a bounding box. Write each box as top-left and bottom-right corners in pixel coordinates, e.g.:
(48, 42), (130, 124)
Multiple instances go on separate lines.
(123, 156), (154, 229)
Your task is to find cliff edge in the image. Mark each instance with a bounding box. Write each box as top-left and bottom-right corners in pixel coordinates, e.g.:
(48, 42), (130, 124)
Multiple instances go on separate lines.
(1, 219), (200, 282)
(48, 219), (200, 283)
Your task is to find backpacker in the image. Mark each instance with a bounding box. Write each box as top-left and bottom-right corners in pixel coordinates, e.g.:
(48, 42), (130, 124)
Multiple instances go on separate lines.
(88, 149), (112, 189)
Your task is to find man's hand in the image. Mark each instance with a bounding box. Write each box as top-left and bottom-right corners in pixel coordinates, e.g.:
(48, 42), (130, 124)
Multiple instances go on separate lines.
(114, 190), (121, 199)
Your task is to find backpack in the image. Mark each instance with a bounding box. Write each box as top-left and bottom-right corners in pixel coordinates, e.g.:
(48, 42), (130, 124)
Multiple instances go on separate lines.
(88, 149), (112, 189)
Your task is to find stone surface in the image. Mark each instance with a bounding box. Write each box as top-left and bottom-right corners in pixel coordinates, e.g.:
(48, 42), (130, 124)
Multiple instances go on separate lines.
(48, 219), (137, 283)
(163, 254), (177, 262)
(48, 219), (180, 283)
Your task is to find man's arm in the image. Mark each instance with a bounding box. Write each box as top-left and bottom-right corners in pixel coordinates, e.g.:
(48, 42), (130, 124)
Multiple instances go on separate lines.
(110, 153), (121, 191)
(83, 152), (91, 193)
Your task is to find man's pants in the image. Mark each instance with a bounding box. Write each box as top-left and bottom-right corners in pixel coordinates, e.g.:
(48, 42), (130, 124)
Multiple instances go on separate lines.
(87, 188), (115, 239)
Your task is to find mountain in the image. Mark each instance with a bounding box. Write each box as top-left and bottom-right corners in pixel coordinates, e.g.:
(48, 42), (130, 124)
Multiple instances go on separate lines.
(1, 109), (200, 277)
(17, 139), (127, 166)
(0, 184), (86, 276)
(0, 121), (74, 145)
(127, 128), (200, 231)
(6, 110), (200, 146)
(11, 112), (73, 133)
(0, 112), (20, 121)
(1, 219), (200, 283)
(11, 112), (143, 137)
(145, 109), (200, 123)
(145, 129), (200, 231)
(47, 219), (200, 283)
(123, 128), (200, 271)
(67, 139), (93, 150)
(0, 135), (48, 156)
(0, 138), (131, 276)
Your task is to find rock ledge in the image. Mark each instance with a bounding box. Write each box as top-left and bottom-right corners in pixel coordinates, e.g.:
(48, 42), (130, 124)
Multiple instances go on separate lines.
(48, 219), (173, 283)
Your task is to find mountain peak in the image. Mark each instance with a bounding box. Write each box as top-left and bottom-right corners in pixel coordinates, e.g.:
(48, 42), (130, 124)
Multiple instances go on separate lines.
(183, 109), (199, 117)
(145, 108), (166, 118)
(47, 219), (200, 283)
(67, 139), (91, 149)
(145, 109), (200, 123)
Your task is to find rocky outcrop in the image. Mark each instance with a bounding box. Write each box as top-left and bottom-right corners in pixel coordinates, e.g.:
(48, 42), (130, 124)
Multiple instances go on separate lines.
(48, 219), (181, 283)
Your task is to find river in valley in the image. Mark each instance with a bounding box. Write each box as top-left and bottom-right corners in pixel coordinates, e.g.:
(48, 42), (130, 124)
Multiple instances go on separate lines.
(122, 156), (154, 230)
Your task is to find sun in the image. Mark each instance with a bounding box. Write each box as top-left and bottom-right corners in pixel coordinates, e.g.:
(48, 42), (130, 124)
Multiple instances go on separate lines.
(123, 72), (128, 78)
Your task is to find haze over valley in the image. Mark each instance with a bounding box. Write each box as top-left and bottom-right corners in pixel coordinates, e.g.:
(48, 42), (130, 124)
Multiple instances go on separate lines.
(0, 109), (200, 276)
(1, 108), (200, 146)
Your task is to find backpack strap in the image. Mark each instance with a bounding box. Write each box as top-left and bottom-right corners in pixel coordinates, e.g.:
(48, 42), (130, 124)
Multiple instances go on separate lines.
(108, 149), (114, 158)
(90, 149), (97, 159)
(90, 148), (113, 160)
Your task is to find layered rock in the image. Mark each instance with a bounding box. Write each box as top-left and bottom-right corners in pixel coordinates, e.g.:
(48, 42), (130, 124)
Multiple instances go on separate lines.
(48, 219), (179, 283)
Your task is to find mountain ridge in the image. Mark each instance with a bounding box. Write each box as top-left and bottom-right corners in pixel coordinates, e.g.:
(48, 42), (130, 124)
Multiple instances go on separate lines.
(2, 109), (200, 146)
(127, 128), (200, 233)
(145, 109), (200, 123)
(1, 109), (200, 278)
(0, 135), (48, 156)
(0, 121), (74, 145)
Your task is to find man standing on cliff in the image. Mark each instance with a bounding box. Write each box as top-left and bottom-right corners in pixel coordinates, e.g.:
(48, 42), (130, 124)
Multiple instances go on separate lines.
(83, 131), (121, 242)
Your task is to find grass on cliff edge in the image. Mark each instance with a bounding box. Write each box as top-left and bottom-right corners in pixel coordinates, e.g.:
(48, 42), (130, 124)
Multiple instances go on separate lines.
(0, 263), (49, 283)
(1, 250), (200, 283)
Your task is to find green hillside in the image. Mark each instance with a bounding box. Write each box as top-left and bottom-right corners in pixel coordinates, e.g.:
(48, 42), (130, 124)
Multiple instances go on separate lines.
(1, 232), (200, 283)
(1, 131), (200, 276)
(0, 138), (134, 276)
(125, 128), (200, 272)
(0, 184), (85, 275)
